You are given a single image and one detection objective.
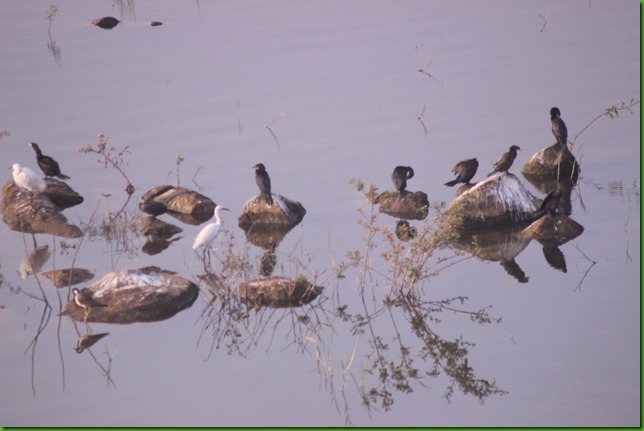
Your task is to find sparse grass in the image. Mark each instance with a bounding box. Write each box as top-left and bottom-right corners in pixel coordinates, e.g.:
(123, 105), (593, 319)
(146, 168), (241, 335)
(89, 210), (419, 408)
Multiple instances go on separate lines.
(78, 133), (135, 195)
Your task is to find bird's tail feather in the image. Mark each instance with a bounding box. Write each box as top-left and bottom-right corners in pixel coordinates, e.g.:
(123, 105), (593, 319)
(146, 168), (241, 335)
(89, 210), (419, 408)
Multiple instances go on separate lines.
(444, 179), (458, 187)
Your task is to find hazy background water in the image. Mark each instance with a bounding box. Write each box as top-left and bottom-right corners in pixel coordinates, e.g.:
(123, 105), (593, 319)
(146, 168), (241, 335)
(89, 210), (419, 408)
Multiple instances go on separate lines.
(0, 0), (639, 426)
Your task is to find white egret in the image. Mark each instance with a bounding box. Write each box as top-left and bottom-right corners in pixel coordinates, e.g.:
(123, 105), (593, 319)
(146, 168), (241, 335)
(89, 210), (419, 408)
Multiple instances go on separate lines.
(193, 205), (229, 259)
(12, 163), (46, 192)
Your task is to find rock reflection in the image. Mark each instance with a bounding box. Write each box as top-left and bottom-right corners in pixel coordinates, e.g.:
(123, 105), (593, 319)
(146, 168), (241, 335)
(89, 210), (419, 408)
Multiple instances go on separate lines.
(43, 267), (94, 288)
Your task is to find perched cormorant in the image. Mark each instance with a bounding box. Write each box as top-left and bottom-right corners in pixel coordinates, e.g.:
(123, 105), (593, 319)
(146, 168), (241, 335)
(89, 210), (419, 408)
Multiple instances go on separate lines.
(444, 158), (479, 187)
(550, 107), (568, 149)
(540, 188), (562, 217)
(90, 16), (120, 30)
(488, 145), (520, 176)
(193, 205), (229, 254)
(29, 142), (71, 180)
(392, 166), (414, 193)
(139, 201), (168, 218)
(72, 287), (107, 322)
(253, 163), (273, 204)
(12, 163), (46, 192)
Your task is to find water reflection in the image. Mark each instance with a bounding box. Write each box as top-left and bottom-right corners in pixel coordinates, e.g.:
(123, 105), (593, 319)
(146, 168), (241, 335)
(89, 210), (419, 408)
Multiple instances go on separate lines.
(19, 245), (51, 279)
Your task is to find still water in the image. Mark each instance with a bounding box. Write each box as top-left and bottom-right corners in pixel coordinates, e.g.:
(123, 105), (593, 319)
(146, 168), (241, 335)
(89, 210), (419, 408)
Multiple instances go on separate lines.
(0, 0), (639, 426)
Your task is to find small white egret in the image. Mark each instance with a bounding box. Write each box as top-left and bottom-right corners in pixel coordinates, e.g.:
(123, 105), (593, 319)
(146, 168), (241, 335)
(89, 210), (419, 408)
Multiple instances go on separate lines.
(193, 205), (229, 259)
(12, 163), (46, 192)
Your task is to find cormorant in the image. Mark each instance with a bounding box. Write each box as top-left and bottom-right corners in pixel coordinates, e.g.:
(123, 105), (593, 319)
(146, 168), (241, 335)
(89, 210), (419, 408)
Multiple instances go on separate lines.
(392, 166), (414, 193)
(444, 158), (478, 187)
(72, 287), (107, 322)
(550, 107), (568, 149)
(29, 142), (71, 180)
(488, 145), (520, 176)
(139, 201), (168, 218)
(253, 163), (273, 204)
(540, 188), (562, 217)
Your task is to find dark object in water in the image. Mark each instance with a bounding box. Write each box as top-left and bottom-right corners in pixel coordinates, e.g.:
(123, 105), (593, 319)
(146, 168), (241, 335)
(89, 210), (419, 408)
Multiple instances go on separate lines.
(391, 166), (414, 193)
(444, 158), (478, 187)
(90, 16), (120, 30)
(550, 107), (568, 149)
(29, 142), (70, 180)
(488, 145), (520, 176)
(253, 163), (273, 205)
(150, 21), (163, 27)
(139, 200), (168, 218)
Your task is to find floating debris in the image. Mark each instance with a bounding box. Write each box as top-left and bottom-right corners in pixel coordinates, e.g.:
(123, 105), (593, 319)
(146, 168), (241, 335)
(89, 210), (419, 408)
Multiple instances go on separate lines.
(150, 21), (163, 27)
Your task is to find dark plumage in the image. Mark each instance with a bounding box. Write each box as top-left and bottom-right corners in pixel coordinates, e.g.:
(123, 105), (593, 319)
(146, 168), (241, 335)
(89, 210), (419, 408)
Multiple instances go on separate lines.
(444, 158), (478, 187)
(90, 16), (120, 30)
(550, 107), (568, 149)
(29, 142), (71, 180)
(139, 201), (168, 218)
(392, 166), (414, 193)
(540, 188), (562, 216)
(253, 163), (273, 205)
(488, 145), (520, 176)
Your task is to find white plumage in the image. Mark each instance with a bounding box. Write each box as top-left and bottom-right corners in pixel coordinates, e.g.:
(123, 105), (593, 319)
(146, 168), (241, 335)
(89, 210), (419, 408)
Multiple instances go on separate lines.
(192, 205), (229, 251)
(12, 163), (46, 192)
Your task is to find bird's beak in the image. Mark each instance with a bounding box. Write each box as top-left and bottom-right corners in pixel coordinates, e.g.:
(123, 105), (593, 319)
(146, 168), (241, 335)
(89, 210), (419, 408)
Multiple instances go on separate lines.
(221, 208), (230, 211)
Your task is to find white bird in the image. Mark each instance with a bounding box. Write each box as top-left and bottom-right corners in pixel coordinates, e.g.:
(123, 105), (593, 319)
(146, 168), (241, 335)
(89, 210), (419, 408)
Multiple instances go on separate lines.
(12, 163), (46, 192)
(192, 205), (229, 256)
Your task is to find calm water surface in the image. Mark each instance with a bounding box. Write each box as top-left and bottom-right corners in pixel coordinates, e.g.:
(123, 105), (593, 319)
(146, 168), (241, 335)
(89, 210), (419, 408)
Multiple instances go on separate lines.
(0, 0), (639, 426)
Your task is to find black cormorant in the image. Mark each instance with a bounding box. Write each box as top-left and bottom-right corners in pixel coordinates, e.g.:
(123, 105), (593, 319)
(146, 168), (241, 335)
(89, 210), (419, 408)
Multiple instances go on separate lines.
(253, 163), (273, 204)
(29, 142), (70, 180)
(444, 158), (478, 187)
(392, 166), (414, 193)
(488, 145), (520, 176)
(550, 107), (568, 149)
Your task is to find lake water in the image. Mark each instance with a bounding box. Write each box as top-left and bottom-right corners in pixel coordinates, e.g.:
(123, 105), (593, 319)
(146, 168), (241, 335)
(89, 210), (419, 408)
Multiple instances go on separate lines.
(0, 0), (639, 426)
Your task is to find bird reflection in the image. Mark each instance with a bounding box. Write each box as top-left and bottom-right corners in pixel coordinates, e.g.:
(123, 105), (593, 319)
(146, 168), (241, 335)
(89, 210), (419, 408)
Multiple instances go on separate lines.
(500, 259), (529, 283)
(75, 332), (110, 354)
(19, 245), (51, 279)
(542, 246), (567, 273)
(395, 220), (417, 241)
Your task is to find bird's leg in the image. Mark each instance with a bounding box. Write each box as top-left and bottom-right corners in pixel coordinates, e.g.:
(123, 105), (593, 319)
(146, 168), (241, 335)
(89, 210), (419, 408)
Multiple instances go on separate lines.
(31, 234), (37, 248)
(83, 307), (90, 323)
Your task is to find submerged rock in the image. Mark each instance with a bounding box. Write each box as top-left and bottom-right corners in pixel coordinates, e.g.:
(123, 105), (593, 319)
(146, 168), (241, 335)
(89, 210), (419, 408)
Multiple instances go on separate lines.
(521, 144), (580, 181)
(43, 268), (94, 288)
(62, 266), (199, 324)
(1, 180), (83, 238)
(142, 185), (215, 224)
(375, 191), (429, 220)
(238, 194), (305, 229)
(440, 173), (540, 229)
(140, 216), (182, 239)
(522, 214), (584, 247)
(239, 276), (323, 308)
